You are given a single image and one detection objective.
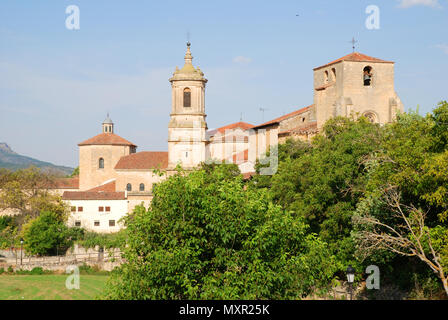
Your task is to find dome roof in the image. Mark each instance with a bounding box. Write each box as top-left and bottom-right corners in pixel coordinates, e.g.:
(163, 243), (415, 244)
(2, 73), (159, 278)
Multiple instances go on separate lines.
(103, 114), (113, 124)
(169, 43), (207, 82)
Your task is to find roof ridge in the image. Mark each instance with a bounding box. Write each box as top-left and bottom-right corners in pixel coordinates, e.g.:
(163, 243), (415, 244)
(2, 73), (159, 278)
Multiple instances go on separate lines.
(314, 52), (394, 70)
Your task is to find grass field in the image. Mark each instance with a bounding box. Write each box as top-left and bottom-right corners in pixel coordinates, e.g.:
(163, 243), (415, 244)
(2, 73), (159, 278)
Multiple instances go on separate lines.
(0, 274), (109, 300)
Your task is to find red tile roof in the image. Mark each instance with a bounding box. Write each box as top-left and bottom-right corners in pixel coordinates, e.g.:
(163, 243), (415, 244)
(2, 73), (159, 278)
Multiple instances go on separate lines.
(114, 151), (168, 170)
(78, 133), (136, 147)
(62, 191), (126, 200)
(314, 52), (394, 70)
(252, 105), (313, 130)
(279, 122), (318, 135)
(48, 177), (79, 189)
(86, 180), (116, 192)
(208, 122), (254, 137)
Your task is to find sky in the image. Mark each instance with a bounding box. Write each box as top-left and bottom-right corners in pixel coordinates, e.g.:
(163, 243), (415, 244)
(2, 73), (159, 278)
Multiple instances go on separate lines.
(0, 0), (447, 168)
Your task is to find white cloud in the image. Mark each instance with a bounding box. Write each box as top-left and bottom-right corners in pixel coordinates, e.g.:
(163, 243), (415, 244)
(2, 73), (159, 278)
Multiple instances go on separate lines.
(232, 56), (252, 64)
(436, 44), (448, 54)
(397, 0), (441, 8)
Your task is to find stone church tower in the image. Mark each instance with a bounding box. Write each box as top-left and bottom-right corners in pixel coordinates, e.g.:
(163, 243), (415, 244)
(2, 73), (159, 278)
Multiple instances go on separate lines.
(313, 52), (404, 128)
(168, 43), (208, 169)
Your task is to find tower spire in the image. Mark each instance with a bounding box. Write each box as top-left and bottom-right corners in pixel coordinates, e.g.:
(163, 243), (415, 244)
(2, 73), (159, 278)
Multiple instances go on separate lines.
(184, 42), (193, 65)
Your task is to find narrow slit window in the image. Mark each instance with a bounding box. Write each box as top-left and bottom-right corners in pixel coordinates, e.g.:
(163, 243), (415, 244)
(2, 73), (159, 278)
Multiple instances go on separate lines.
(99, 158), (104, 169)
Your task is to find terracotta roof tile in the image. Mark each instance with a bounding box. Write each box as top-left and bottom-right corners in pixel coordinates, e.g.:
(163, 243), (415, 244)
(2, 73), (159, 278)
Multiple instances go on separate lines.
(86, 180), (116, 192)
(78, 133), (136, 147)
(279, 122), (318, 135)
(314, 52), (394, 71)
(114, 151), (168, 170)
(62, 191), (126, 200)
(48, 177), (79, 189)
(208, 122), (254, 137)
(252, 105), (313, 130)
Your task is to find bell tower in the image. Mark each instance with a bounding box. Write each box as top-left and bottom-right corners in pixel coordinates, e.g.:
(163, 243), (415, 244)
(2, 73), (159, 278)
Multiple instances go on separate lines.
(168, 42), (208, 169)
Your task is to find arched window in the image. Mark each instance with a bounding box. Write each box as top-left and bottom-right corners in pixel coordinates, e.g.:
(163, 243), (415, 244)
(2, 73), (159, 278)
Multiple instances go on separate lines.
(139, 183), (145, 192)
(99, 158), (104, 169)
(183, 88), (191, 108)
(363, 66), (373, 86)
(126, 183), (132, 192)
(324, 71), (329, 83)
(331, 68), (336, 81)
(363, 111), (378, 123)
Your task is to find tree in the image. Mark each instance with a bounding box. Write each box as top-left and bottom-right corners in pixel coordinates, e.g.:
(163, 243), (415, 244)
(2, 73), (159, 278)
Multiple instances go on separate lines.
(353, 187), (448, 296)
(102, 164), (337, 299)
(21, 211), (71, 256)
(69, 167), (79, 178)
(251, 116), (384, 270)
(0, 167), (68, 225)
(353, 102), (448, 297)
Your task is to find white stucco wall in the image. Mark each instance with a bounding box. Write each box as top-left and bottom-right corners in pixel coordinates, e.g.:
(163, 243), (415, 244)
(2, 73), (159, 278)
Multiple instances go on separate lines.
(66, 199), (128, 233)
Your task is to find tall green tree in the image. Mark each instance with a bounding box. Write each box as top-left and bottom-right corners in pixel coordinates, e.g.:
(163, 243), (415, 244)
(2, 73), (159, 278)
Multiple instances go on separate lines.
(102, 164), (337, 300)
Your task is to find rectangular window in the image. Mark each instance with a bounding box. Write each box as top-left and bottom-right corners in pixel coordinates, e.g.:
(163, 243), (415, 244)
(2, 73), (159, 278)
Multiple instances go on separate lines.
(105, 206), (111, 212)
(109, 220), (115, 227)
(71, 206), (76, 212)
(99, 206), (104, 212)
(77, 207), (83, 212)
(75, 221), (81, 227)
(94, 221), (100, 227)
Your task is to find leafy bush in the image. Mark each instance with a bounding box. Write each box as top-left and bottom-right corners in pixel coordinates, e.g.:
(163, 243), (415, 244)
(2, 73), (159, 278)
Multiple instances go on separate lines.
(78, 263), (109, 275)
(7, 266), (13, 273)
(77, 231), (126, 249)
(21, 211), (72, 256)
(102, 164), (337, 299)
(0, 267), (4, 274)
(14, 267), (52, 275)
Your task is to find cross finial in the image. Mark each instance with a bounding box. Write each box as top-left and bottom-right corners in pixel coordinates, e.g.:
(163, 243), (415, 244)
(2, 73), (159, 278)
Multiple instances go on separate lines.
(350, 37), (358, 53)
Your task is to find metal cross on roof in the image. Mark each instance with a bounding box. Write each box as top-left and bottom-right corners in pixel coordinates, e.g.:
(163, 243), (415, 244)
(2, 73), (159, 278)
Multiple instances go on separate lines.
(349, 37), (358, 53)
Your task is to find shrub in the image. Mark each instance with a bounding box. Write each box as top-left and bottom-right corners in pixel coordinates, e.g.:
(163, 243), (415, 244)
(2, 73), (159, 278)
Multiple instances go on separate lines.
(30, 267), (45, 275)
(21, 211), (71, 256)
(0, 267), (4, 274)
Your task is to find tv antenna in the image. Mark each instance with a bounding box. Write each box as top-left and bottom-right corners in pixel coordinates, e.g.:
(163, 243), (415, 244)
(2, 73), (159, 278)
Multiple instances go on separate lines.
(259, 107), (269, 122)
(349, 37), (358, 53)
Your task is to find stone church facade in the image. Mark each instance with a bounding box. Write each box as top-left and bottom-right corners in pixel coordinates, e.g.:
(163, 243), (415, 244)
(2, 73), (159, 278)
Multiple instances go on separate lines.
(53, 45), (403, 233)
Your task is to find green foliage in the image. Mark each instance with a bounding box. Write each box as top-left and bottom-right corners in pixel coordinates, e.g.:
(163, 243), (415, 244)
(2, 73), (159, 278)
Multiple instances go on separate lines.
(102, 165), (337, 299)
(253, 117), (383, 270)
(0, 216), (17, 249)
(14, 267), (52, 275)
(353, 102), (448, 296)
(0, 268), (4, 274)
(69, 167), (79, 178)
(78, 264), (109, 275)
(76, 231), (126, 249)
(0, 167), (69, 225)
(21, 211), (72, 256)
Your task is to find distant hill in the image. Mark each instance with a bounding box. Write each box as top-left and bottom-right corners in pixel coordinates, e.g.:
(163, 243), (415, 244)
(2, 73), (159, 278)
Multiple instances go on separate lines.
(0, 142), (74, 176)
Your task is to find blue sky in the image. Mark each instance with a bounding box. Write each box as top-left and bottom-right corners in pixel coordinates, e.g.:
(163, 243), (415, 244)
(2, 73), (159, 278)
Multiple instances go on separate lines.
(0, 0), (447, 167)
